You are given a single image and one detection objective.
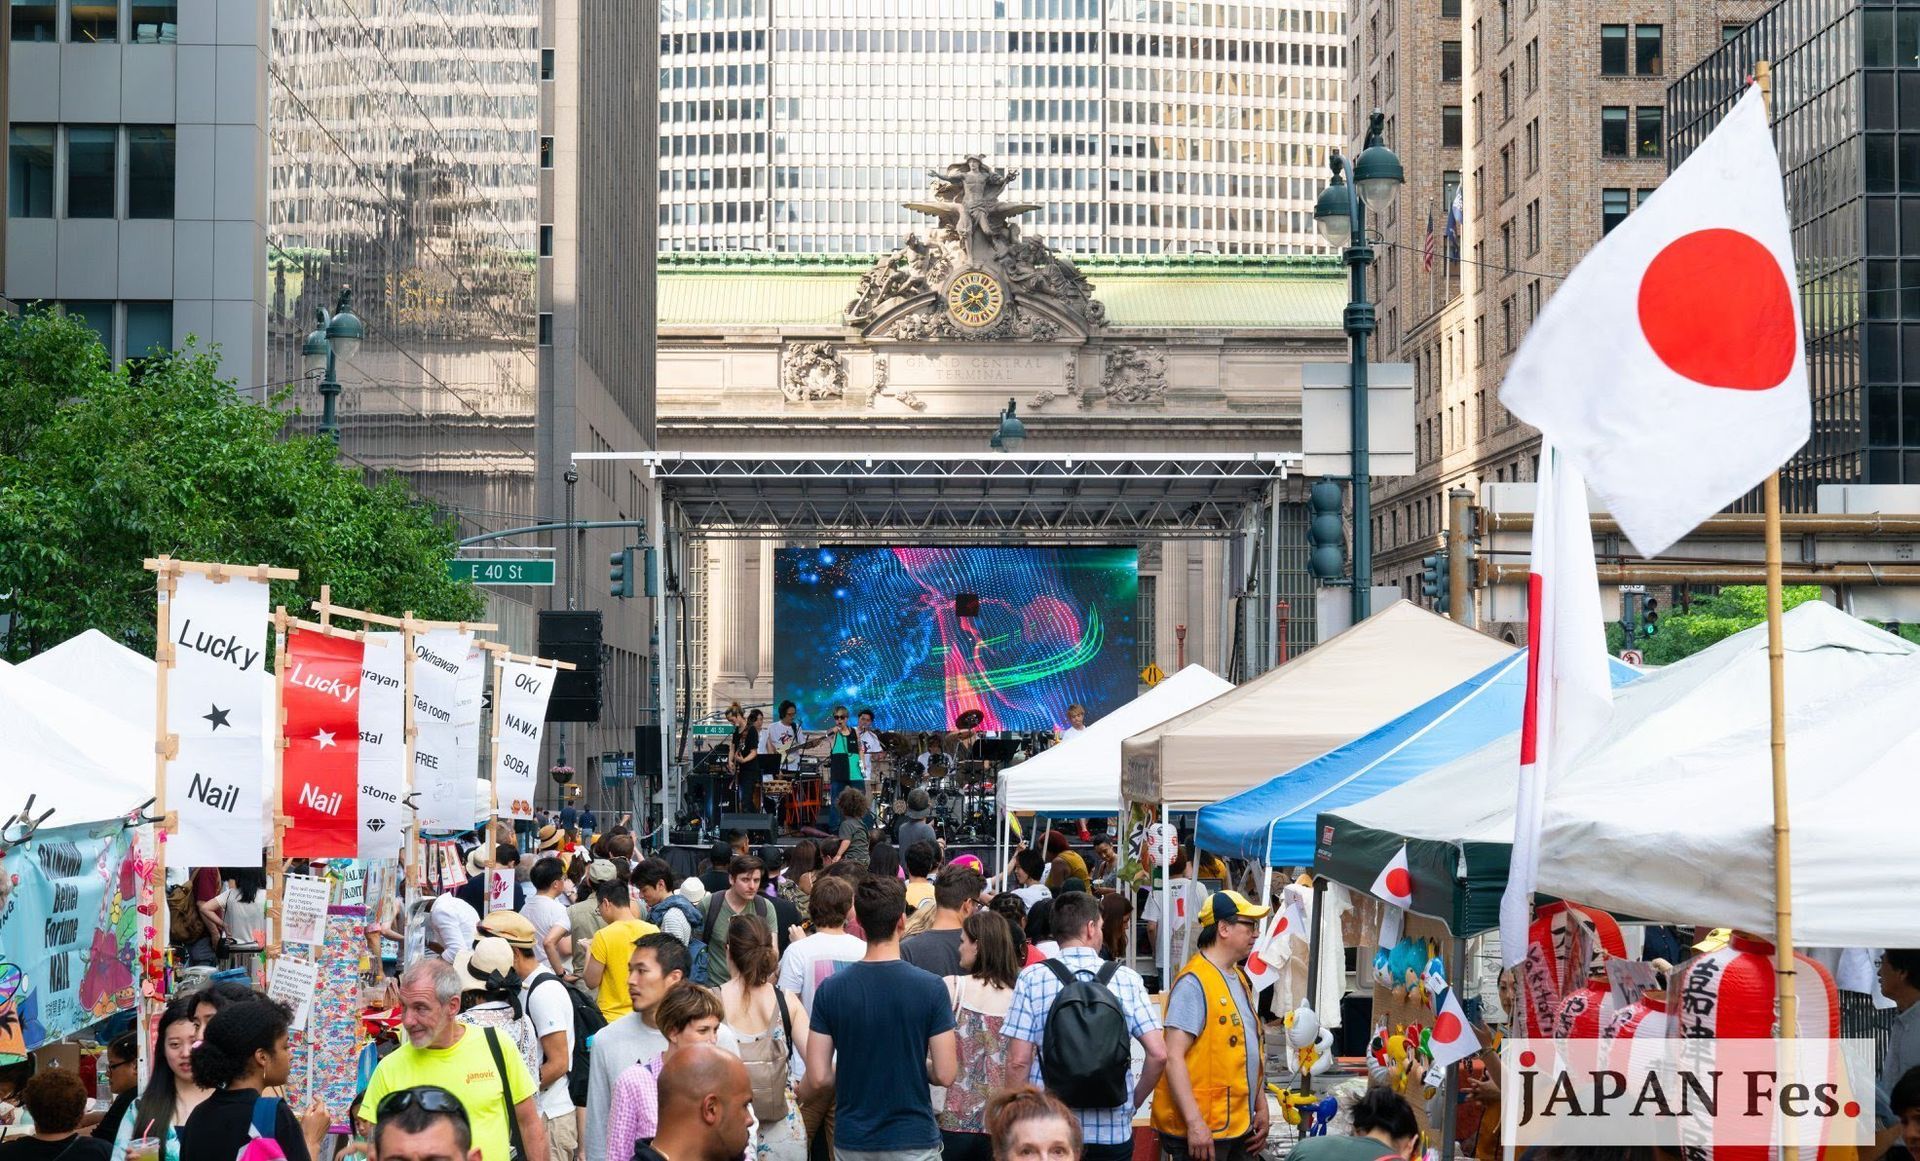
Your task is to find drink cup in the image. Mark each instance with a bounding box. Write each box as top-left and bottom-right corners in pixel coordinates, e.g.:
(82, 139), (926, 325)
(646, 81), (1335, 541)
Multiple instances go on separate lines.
(127, 1137), (162, 1161)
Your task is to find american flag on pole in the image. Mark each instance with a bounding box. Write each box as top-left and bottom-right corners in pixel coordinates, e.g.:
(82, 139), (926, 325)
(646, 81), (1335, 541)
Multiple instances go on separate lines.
(1422, 202), (1437, 271)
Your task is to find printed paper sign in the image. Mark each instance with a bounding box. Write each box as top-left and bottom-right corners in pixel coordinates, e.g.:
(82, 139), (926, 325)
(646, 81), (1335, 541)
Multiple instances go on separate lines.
(267, 955), (320, 1031)
(1605, 957), (1661, 1008)
(0, 826), (140, 1057)
(282, 629), (364, 857)
(164, 571), (271, 867)
(450, 643), (486, 825)
(487, 867), (516, 913)
(492, 660), (555, 820)
(280, 875), (333, 948)
(412, 629), (474, 829)
(357, 631), (407, 859)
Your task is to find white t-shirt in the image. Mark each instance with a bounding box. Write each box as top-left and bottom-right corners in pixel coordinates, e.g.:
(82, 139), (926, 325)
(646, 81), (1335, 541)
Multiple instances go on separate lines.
(520, 969), (577, 1119)
(776, 931), (867, 1012)
(428, 892), (479, 961)
(857, 728), (884, 779)
(218, 888), (268, 950)
(521, 893), (570, 947)
(768, 721), (801, 770)
(1012, 883), (1052, 910)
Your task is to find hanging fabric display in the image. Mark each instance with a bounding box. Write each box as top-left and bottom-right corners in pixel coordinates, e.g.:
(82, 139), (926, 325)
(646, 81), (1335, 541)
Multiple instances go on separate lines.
(492, 660), (555, 821)
(165, 571), (272, 867)
(281, 628), (365, 858)
(411, 629), (474, 829)
(357, 631), (407, 859)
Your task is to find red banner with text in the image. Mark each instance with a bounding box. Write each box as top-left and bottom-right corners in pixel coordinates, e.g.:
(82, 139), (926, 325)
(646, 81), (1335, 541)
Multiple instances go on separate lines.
(282, 628), (365, 857)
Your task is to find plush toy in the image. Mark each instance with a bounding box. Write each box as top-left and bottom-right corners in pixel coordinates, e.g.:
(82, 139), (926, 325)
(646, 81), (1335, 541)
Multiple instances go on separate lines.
(1283, 1001), (1320, 1048)
(1308, 1027), (1335, 1076)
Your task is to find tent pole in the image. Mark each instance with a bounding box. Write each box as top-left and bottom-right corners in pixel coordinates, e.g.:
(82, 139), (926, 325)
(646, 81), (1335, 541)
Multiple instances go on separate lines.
(1158, 799), (1171, 990)
(1300, 875), (1328, 1095)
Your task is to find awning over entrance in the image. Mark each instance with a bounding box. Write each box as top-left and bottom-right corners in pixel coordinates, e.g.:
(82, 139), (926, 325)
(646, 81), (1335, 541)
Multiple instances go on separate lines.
(593, 450), (1302, 541)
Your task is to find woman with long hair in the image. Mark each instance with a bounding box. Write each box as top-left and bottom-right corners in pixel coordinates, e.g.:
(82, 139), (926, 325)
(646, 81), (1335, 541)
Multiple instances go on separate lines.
(126, 998), (213, 1159)
(986, 893), (1040, 966)
(1099, 892), (1132, 961)
(731, 705), (761, 812)
(938, 910), (1022, 1161)
(867, 842), (900, 881)
(781, 840), (818, 923)
(197, 868), (268, 963)
(179, 999), (327, 1161)
(719, 914), (809, 1161)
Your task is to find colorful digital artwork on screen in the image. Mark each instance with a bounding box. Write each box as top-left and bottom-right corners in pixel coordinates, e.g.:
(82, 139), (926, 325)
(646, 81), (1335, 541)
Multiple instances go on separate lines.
(772, 546), (1139, 733)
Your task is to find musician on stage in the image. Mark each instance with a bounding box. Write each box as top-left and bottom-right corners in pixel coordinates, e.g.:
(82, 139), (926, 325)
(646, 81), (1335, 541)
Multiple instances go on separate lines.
(731, 705), (762, 812)
(1060, 703), (1088, 739)
(855, 708), (884, 786)
(767, 700), (804, 787)
(917, 734), (947, 778)
(823, 704), (857, 828)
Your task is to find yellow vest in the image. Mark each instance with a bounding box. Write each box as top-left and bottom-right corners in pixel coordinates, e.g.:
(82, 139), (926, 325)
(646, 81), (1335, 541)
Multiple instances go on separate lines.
(1151, 953), (1259, 1139)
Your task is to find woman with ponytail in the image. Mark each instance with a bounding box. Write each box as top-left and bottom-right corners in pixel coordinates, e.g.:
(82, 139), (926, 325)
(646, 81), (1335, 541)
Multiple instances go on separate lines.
(719, 913), (809, 1161)
(984, 1086), (1081, 1161)
(177, 998), (328, 1161)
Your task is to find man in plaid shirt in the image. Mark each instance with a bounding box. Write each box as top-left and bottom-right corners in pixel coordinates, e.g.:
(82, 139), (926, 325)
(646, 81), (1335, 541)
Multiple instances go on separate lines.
(1003, 891), (1168, 1161)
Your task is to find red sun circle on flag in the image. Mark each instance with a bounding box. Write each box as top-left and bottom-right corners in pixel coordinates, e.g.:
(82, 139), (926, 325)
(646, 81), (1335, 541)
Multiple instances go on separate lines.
(1384, 867), (1412, 898)
(1275, 915), (1290, 934)
(1247, 952), (1269, 975)
(1637, 228), (1797, 390)
(1433, 1011), (1463, 1043)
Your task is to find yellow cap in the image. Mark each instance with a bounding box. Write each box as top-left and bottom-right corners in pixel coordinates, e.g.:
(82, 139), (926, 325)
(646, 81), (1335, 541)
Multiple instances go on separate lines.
(1199, 889), (1271, 928)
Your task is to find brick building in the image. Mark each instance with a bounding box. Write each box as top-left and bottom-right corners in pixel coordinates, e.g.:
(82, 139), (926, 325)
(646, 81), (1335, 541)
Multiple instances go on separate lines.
(1348, 0), (1771, 610)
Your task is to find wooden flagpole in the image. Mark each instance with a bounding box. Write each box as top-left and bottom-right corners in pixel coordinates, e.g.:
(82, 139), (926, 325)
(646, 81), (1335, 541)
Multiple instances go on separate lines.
(1755, 59), (1801, 1161)
(270, 606), (291, 963)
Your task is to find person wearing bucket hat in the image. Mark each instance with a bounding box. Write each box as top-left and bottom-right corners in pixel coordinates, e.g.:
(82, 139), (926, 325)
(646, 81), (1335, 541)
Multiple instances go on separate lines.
(1151, 890), (1271, 1161)
(454, 937), (544, 1081)
(897, 787), (938, 856)
(567, 859), (621, 976)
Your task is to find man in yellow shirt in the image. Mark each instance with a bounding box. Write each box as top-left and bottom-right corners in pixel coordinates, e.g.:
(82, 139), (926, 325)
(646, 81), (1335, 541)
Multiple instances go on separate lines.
(582, 880), (658, 1020)
(357, 958), (548, 1161)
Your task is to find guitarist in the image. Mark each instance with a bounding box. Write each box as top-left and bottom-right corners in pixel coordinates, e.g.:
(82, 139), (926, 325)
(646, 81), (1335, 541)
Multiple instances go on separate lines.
(767, 699), (805, 796)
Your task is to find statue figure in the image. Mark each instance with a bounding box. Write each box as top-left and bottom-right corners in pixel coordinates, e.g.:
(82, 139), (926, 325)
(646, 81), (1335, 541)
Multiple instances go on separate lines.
(906, 156), (1040, 271)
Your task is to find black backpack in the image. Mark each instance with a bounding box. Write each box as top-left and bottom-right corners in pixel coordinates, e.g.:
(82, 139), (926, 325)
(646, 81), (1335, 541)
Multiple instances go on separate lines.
(533, 973), (608, 1109)
(1038, 959), (1132, 1108)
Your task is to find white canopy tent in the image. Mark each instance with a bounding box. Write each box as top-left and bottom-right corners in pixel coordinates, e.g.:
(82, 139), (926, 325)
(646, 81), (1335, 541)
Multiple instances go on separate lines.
(1120, 600), (1513, 810)
(0, 655), (154, 830)
(998, 663), (1233, 815)
(1318, 601), (1918, 941)
(1538, 602), (1920, 947)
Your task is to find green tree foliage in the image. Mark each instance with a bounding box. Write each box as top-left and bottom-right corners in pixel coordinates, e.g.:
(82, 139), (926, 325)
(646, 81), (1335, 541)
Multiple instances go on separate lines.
(0, 309), (483, 660)
(1629, 585), (1823, 665)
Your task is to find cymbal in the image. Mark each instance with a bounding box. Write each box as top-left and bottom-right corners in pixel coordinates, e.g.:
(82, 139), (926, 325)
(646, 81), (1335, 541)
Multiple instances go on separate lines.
(955, 708), (986, 730)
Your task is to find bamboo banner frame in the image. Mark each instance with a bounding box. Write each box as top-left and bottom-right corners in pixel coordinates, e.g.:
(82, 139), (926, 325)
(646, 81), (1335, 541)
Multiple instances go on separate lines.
(478, 642), (576, 864)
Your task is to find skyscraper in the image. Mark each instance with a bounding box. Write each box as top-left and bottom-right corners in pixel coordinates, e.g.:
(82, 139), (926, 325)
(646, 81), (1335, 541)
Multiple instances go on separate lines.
(657, 0), (1348, 256)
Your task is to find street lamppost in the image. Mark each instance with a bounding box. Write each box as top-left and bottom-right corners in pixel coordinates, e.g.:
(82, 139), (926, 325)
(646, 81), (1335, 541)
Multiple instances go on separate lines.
(988, 397), (1027, 452)
(301, 286), (364, 441)
(1314, 111), (1403, 624)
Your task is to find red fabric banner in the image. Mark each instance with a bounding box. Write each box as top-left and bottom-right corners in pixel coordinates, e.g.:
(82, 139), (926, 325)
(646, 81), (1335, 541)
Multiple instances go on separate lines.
(282, 628), (364, 857)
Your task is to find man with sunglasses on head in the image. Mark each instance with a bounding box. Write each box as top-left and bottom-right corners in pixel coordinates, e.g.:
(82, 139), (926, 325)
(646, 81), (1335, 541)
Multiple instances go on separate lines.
(1151, 890), (1272, 1161)
(371, 1086), (478, 1161)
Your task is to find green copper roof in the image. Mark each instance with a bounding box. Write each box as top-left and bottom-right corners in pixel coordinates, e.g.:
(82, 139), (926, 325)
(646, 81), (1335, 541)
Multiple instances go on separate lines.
(657, 253), (1346, 330)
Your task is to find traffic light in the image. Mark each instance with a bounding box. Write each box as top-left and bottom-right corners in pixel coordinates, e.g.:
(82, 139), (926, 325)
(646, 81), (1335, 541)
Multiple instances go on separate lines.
(1420, 551), (1451, 615)
(608, 548), (634, 599)
(1306, 479), (1347, 582)
(1642, 596), (1659, 636)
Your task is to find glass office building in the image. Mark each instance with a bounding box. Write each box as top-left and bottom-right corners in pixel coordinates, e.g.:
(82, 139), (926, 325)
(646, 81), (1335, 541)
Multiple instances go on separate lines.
(1670, 0), (1911, 509)
(658, 0), (1348, 256)
(266, 0), (541, 544)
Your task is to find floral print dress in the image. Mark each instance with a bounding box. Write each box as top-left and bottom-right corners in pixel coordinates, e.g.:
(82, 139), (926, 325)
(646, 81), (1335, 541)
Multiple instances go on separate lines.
(939, 976), (1011, 1135)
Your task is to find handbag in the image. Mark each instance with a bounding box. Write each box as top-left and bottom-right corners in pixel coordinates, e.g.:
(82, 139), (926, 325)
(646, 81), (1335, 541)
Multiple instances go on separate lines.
(481, 1027), (527, 1161)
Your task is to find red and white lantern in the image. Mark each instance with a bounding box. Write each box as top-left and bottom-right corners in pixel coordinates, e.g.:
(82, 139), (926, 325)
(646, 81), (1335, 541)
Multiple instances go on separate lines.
(1520, 901), (1629, 1037)
(1551, 971), (1615, 1039)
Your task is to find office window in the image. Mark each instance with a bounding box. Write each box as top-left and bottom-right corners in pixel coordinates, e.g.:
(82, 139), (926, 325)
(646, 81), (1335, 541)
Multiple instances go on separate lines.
(538, 312), (554, 345)
(1502, 297), (1515, 352)
(1500, 144), (1512, 199)
(11, 2), (56, 41)
(1497, 0), (1509, 42)
(1443, 169), (1462, 212)
(1499, 67), (1511, 120)
(124, 302), (173, 358)
(1636, 107), (1663, 157)
(1637, 187), (1657, 208)
(70, 0), (116, 41)
(1441, 0), (1459, 15)
(1602, 187), (1631, 233)
(1601, 25), (1627, 75)
(1635, 25), (1663, 74)
(127, 127), (174, 218)
(1442, 40), (1461, 82)
(539, 224), (554, 256)
(1601, 106), (1629, 157)
(67, 127), (116, 217)
(1473, 95), (1483, 142)
(1442, 105), (1462, 148)
(63, 301), (115, 355)
(1525, 198), (1540, 254)
(1524, 39), (1537, 93)
(130, 1), (177, 40)
(540, 48), (555, 79)
(1723, 22), (1746, 42)
(1136, 574), (1158, 672)
(1526, 118), (1539, 174)
(8, 126), (55, 217)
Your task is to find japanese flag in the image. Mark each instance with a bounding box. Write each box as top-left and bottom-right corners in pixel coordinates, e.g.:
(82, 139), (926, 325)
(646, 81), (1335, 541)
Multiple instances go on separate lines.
(1245, 912), (1288, 993)
(1277, 894), (1311, 945)
(1500, 84), (1807, 558)
(1428, 986), (1483, 1071)
(1369, 844), (1413, 908)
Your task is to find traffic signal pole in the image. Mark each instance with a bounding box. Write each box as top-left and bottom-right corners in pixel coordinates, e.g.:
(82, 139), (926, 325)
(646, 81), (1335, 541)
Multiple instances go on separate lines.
(1447, 486), (1473, 626)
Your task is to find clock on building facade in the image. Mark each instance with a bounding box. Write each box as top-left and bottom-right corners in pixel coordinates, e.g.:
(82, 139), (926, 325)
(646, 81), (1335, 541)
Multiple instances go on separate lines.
(945, 269), (1005, 329)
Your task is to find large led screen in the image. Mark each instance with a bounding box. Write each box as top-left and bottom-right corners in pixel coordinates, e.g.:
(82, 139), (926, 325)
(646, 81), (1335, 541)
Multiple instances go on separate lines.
(773, 546), (1139, 733)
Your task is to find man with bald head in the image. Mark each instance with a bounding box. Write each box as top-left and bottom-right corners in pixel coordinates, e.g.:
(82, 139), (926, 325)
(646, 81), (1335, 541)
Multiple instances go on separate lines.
(637, 1044), (754, 1161)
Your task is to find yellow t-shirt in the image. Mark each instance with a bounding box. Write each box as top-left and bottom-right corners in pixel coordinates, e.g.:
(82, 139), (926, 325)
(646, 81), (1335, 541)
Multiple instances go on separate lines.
(588, 916), (659, 1019)
(905, 879), (935, 909)
(361, 1024), (536, 1161)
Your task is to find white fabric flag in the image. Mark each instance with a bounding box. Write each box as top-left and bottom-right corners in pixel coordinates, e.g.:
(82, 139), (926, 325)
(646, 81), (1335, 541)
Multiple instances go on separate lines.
(357, 631), (407, 858)
(1428, 985), (1484, 1071)
(1500, 85), (1808, 557)
(492, 660), (555, 821)
(452, 642), (486, 826)
(1498, 447), (1614, 968)
(411, 628), (474, 830)
(164, 571), (270, 867)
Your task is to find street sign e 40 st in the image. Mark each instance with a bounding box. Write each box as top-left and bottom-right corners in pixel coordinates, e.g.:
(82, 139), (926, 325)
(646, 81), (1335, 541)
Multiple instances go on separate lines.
(449, 558), (556, 586)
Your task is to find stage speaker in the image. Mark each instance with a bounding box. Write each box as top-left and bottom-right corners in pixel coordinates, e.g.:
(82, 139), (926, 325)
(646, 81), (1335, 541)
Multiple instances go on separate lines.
(539, 610), (603, 722)
(635, 725), (662, 780)
(718, 812), (774, 838)
(955, 592), (980, 618)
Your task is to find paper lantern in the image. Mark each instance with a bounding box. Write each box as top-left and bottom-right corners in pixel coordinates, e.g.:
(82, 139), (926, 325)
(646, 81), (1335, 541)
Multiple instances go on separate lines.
(1520, 901), (1628, 1037)
(1669, 933), (1840, 1161)
(1601, 991), (1671, 1041)
(1551, 972), (1615, 1039)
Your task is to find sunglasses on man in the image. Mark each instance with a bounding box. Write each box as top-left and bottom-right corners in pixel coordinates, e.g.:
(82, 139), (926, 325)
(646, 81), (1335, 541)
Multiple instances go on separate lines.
(375, 1086), (471, 1125)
